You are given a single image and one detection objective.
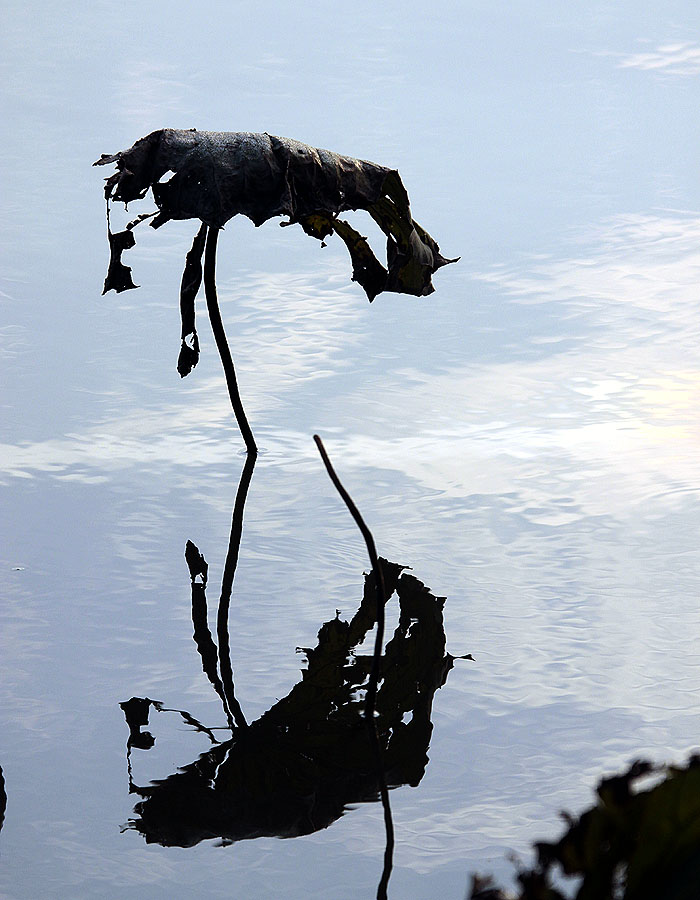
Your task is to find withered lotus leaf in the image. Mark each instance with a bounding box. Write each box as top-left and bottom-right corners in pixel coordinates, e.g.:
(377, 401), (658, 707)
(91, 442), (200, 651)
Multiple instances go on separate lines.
(95, 130), (457, 454)
(94, 128), (457, 304)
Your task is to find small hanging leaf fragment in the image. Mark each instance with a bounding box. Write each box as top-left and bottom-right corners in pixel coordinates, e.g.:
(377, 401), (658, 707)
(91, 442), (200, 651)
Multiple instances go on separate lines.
(103, 226), (137, 294)
(177, 223), (208, 377)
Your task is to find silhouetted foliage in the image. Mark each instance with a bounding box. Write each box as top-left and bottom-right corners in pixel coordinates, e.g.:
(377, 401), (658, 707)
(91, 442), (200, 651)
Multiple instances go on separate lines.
(122, 558), (465, 847)
(469, 754), (700, 900)
(95, 130), (457, 452)
(95, 128), (457, 304)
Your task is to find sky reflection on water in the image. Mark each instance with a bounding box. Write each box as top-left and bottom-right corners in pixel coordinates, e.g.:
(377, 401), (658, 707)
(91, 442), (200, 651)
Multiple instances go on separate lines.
(2, 1), (700, 898)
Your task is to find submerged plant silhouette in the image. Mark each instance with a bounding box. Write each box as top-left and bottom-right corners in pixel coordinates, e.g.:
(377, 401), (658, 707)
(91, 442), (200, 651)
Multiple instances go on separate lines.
(95, 129), (457, 452)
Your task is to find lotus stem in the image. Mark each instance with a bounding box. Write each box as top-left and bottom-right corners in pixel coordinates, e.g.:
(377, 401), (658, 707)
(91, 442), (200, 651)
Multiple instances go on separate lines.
(203, 225), (258, 455)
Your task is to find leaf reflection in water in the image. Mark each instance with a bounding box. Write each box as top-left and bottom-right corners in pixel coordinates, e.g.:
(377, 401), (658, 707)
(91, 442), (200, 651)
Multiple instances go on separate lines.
(119, 446), (471, 899)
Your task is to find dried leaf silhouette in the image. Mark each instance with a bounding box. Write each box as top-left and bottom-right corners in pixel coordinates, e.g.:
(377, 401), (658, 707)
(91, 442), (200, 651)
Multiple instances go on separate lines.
(95, 128), (457, 301)
(95, 129), (457, 453)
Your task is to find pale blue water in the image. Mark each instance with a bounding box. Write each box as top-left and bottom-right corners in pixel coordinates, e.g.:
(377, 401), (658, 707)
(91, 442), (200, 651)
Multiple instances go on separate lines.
(2, 2), (700, 897)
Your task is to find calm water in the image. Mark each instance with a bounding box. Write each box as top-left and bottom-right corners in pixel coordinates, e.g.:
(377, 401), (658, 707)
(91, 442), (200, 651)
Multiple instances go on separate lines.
(2, 2), (700, 897)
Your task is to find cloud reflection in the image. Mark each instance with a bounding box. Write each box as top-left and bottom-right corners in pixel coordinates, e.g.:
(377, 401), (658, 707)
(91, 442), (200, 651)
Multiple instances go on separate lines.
(3, 210), (700, 530)
(617, 41), (700, 76)
(581, 41), (700, 77)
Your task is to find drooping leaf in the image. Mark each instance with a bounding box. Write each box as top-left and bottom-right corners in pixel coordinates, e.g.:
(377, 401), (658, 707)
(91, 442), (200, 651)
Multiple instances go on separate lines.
(94, 128), (458, 303)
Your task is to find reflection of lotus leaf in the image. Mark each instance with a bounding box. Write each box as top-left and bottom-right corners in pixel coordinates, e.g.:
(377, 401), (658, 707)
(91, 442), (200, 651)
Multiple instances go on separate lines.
(94, 128), (457, 303)
(126, 560), (461, 847)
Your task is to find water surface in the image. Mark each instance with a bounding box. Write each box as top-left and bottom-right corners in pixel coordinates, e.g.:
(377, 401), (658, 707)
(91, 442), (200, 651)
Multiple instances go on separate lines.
(2, 2), (700, 897)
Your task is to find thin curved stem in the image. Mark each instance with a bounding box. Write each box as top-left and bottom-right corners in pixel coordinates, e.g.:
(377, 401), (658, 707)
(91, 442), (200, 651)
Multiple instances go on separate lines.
(203, 225), (258, 455)
(216, 452), (257, 730)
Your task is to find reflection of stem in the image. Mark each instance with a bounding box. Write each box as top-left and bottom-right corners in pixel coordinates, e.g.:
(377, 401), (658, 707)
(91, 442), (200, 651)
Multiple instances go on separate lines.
(313, 435), (394, 900)
(191, 577), (236, 730)
(188, 452), (256, 731)
(203, 226), (258, 455)
(313, 437), (386, 718)
(216, 452), (256, 730)
(0, 765), (6, 835)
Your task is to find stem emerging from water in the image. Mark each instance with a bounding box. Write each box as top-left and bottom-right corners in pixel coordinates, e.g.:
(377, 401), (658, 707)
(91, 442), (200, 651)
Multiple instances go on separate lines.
(203, 225), (258, 455)
(313, 435), (394, 900)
